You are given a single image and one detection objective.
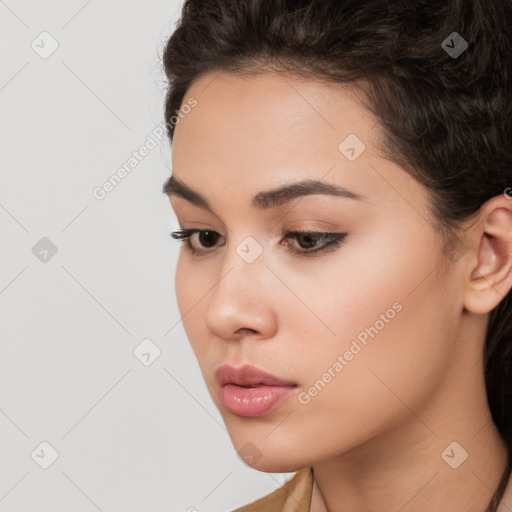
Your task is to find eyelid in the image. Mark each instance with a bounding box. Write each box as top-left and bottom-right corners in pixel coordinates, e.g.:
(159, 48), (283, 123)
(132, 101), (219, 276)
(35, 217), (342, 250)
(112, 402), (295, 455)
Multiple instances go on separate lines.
(170, 225), (341, 238)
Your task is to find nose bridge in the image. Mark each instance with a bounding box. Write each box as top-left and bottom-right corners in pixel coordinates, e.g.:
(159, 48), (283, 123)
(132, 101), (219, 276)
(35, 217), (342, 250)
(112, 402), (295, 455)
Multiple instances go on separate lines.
(219, 230), (268, 291)
(204, 235), (274, 339)
(213, 235), (266, 309)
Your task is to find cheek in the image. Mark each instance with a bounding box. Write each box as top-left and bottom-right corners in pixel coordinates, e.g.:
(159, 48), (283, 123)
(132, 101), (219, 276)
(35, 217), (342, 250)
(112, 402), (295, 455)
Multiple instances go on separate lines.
(281, 227), (456, 443)
(174, 257), (208, 358)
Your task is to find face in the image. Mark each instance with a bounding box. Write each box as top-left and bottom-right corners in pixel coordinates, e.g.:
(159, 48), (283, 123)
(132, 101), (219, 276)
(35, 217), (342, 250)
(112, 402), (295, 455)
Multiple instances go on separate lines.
(167, 70), (463, 472)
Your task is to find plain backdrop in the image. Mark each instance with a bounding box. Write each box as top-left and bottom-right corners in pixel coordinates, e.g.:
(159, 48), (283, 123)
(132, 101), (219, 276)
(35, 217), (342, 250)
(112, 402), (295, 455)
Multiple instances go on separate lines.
(0, 1), (295, 510)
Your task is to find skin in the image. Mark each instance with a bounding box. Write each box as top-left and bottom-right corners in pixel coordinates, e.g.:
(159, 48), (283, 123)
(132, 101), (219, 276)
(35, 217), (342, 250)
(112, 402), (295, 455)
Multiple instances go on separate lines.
(165, 70), (512, 512)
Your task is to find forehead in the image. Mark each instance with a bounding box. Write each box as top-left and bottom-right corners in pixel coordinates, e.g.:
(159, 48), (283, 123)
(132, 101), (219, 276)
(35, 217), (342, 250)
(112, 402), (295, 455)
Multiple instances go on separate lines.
(169, 70), (412, 215)
(173, 70), (377, 155)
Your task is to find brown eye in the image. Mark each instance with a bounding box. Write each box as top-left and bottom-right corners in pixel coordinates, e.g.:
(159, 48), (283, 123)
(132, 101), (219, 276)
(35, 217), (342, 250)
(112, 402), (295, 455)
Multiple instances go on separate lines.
(170, 228), (224, 254)
(284, 231), (348, 256)
(197, 230), (220, 248)
(295, 232), (320, 249)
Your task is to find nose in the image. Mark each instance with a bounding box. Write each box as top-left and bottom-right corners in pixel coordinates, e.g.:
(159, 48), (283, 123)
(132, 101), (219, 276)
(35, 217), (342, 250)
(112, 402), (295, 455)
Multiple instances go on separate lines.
(203, 246), (278, 342)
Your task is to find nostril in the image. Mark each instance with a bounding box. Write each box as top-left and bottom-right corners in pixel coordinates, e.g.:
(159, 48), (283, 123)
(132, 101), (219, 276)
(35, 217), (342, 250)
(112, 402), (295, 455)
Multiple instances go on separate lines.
(234, 327), (259, 338)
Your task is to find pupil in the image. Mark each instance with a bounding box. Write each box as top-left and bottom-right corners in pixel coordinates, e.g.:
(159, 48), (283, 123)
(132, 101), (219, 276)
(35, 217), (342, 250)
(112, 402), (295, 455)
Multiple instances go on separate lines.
(199, 231), (217, 247)
(299, 233), (315, 249)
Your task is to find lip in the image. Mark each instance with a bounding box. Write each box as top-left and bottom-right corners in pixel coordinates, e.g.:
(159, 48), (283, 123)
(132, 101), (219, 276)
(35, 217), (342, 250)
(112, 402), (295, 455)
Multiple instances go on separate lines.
(215, 364), (298, 387)
(215, 364), (298, 417)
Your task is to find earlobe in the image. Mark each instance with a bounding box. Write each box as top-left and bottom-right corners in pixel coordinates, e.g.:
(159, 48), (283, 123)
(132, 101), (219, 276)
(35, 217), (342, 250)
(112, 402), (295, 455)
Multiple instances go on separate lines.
(464, 204), (512, 315)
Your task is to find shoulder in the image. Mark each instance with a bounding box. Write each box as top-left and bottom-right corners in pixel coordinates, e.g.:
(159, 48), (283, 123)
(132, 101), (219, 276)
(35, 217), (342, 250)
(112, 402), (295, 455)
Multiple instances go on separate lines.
(230, 466), (313, 512)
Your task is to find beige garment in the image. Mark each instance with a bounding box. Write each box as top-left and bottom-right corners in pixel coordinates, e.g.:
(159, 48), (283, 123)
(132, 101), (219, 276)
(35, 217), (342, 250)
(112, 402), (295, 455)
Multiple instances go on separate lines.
(231, 464), (512, 512)
(232, 467), (313, 512)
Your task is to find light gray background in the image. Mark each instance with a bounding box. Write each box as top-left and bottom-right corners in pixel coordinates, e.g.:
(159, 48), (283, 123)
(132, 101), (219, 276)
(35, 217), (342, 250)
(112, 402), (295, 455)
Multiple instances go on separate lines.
(0, 1), (295, 510)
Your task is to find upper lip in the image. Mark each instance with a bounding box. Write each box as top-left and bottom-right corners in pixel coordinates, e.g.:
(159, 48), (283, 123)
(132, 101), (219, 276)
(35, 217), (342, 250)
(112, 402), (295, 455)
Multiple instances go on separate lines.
(215, 364), (297, 388)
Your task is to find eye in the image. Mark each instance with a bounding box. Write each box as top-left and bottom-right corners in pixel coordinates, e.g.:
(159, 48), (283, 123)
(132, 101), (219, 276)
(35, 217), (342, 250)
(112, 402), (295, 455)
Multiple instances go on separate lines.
(170, 228), (348, 257)
(173, 229), (220, 249)
(284, 230), (347, 256)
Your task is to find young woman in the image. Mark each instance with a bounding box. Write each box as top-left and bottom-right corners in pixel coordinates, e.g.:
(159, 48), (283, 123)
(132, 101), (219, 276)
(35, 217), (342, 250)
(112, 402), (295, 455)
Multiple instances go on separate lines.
(161, 1), (512, 510)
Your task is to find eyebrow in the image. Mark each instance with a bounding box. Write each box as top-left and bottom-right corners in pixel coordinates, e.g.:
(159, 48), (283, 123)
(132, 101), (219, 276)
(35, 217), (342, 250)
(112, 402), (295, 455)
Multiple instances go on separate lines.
(162, 173), (364, 211)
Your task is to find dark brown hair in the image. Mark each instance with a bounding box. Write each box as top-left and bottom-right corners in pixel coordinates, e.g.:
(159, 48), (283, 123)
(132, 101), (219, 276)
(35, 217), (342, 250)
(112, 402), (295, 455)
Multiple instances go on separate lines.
(161, 1), (512, 509)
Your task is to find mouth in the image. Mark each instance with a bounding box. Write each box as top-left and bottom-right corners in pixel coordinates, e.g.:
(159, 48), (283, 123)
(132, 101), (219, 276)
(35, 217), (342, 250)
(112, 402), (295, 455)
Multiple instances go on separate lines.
(215, 364), (298, 417)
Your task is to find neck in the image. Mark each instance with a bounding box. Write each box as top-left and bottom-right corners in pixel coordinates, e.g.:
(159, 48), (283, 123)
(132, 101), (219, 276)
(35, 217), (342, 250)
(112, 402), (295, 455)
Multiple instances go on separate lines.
(309, 334), (509, 512)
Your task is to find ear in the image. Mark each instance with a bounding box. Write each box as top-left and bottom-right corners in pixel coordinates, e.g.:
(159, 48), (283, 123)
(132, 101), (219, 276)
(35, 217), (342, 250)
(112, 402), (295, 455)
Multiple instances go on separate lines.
(463, 194), (512, 315)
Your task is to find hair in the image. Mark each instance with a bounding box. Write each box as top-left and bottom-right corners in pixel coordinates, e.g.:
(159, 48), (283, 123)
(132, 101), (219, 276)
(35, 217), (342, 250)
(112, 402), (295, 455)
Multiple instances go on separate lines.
(161, 0), (512, 509)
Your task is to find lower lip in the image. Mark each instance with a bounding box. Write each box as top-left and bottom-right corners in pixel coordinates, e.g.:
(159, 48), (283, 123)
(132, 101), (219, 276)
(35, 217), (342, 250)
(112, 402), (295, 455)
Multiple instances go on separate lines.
(221, 384), (296, 417)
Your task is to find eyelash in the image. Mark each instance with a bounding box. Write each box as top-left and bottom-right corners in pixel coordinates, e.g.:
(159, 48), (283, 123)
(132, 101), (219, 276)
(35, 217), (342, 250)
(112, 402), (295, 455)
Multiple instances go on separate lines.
(170, 228), (348, 257)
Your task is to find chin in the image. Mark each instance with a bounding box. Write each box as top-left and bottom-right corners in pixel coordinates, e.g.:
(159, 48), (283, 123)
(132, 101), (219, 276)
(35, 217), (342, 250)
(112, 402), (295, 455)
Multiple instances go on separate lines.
(243, 454), (306, 473)
(230, 434), (311, 473)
